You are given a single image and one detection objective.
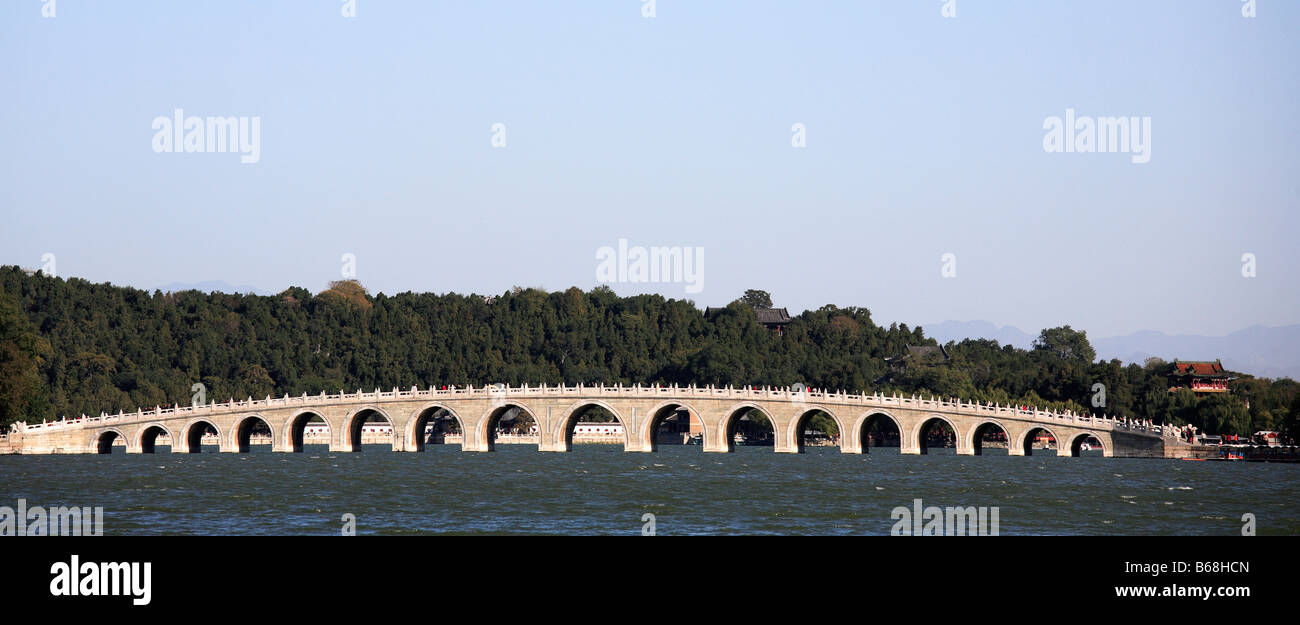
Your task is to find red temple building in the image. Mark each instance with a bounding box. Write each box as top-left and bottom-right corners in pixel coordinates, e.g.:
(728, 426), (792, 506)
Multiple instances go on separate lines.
(1168, 359), (1231, 395)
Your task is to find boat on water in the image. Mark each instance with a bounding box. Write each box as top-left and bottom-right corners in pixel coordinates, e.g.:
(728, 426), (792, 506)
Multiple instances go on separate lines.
(732, 434), (774, 447)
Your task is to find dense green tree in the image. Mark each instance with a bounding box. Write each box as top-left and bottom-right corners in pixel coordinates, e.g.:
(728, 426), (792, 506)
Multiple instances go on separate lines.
(739, 290), (773, 309)
(0, 266), (1290, 437)
(0, 293), (51, 429)
(1032, 326), (1097, 364)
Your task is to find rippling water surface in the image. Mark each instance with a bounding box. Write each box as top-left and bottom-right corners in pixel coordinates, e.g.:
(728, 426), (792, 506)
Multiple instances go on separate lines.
(2, 445), (1296, 535)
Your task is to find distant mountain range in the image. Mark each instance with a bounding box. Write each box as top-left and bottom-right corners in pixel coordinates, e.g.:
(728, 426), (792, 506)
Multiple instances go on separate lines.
(921, 320), (1300, 381)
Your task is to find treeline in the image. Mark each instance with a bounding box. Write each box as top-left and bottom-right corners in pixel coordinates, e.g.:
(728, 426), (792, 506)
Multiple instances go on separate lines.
(0, 267), (1296, 438)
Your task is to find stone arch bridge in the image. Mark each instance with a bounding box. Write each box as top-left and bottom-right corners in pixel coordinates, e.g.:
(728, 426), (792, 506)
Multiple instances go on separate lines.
(7, 384), (1183, 458)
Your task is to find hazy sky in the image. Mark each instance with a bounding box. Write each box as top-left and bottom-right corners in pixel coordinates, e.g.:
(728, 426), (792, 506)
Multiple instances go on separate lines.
(2, 1), (1296, 338)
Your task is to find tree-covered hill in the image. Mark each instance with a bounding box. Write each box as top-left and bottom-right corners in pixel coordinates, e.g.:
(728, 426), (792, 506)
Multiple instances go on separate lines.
(0, 267), (1295, 438)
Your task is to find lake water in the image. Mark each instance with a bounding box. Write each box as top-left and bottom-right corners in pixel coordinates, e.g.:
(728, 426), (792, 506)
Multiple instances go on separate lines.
(2, 445), (1296, 535)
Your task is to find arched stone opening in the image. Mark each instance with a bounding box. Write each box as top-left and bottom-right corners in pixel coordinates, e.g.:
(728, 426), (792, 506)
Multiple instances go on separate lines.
(917, 417), (957, 455)
(646, 404), (704, 451)
(483, 404), (538, 452)
(793, 409), (841, 453)
(410, 406), (463, 451)
(234, 416), (274, 453)
(346, 408), (395, 451)
(1021, 427), (1059, 457)
(723, 406), (775, 452)
(288, 411), (331, 453)
(558, 402), (626, 451)
(96, 430), (125, 454)
(858, 412), (901, 453)
(185, 421), (218, 453)
(971, 422), (1010, 456)
(138, 425), (172, 454)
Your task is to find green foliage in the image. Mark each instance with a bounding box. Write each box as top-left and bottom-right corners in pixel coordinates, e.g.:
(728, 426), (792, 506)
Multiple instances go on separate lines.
(739, 289), (773, 309)
(1032, 326), (1097, 364)
(0, 293), (51, 429)
(0, 267), (1291, 437)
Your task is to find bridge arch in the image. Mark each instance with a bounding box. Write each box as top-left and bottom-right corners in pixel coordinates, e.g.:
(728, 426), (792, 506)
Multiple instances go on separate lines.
(852, 410), (903, 453)
(912, 414), (959, 455)
(281, 410), (331, 453)
(1066, 432), (1105, 458)
(95, 428), (128, 454)
(1020, 426), (1061, 457)
(406, 403), (465, 451)
(232, 414), (275, 453)
(721, 402), (776, 452)
(553, 400), (629, 452)
(968, 420), (1011, 456)
(341, 406), (397, 451)
(478, 403), (540, 452)
(135, 422), (175, 454)
(789, 406), (844, 453)
(181, 419), (220, 453)
(641, 400), (707, 452)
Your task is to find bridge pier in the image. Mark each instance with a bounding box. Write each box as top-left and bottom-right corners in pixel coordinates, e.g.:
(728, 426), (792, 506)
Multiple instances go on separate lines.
(460, 429), (491, 452)
(703, 429), (730, 453)
(839, 431), (863, 454)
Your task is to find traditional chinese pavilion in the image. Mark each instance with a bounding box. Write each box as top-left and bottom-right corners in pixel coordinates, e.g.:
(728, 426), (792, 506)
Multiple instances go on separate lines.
(1168, 359), (1231, 394)
(705, 306), (793, 335)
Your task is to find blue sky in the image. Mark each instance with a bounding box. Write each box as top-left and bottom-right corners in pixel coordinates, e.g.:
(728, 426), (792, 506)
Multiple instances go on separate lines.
(1, 1), (1296, 338)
